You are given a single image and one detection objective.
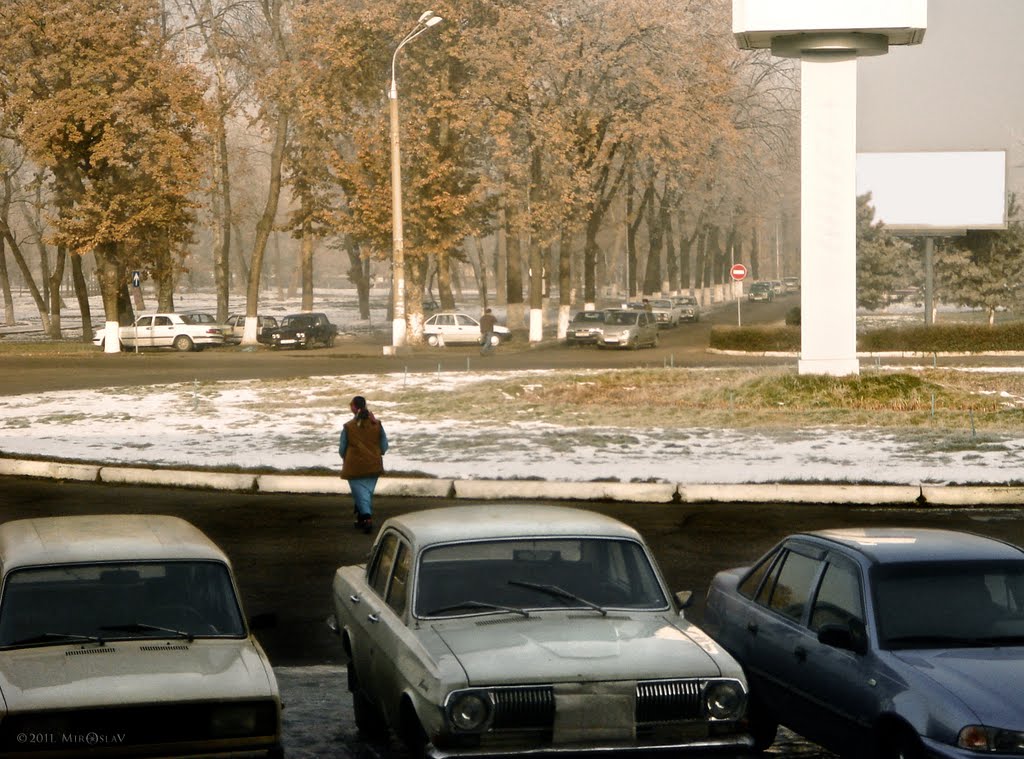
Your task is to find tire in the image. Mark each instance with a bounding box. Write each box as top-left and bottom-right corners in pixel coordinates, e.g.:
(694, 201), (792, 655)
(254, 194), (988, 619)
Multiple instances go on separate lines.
(876, 728), (924, 759)
(399, 700), (429, 758)
(427, 334), (440, 347)
(326, 334), (336, 348)
(348, 666), (388, 738)
(629, 335), (640, 350)
(172, 335), (194, 352)
(747, 698), (778, 752)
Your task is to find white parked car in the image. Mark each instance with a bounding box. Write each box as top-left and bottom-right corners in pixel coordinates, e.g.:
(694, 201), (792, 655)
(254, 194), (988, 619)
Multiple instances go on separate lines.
(648, 298), (681, 327)
(328, 504), (751, 757)
(671, 295), (701, 322)
(0, 514), (282, 758)
(423, 312), (511, 347)
(92, 312), (226, 352)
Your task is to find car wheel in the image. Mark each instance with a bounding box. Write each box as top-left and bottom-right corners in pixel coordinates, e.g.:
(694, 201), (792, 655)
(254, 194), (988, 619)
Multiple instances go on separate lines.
(348, 666), (388, 738)
(399, 699), (429, 758)
(172, 335), (194, 352)
(652, 332), (659, 348)
(326, 334), (336, 348)
(629, 335), (640, 350)
(427, 334), (440, 347)
(747, 698), (778, 752)
(877, 727), (924, 759)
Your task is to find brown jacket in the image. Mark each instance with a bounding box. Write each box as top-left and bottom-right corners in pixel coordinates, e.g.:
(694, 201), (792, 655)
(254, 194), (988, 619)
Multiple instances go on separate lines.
(340, 418), (386, 479)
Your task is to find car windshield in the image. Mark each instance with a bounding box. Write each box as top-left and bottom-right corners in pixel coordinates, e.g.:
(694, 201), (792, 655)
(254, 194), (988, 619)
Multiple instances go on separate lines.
(415, 537), (667, 618)
(875, 561), (1024, 649)
(676, 297), (696, 305)
(281, 316), (315, 327)
(0, 561), (246, 648)
(604, 312), (639, 326)
(652, 300), (672, 308)
(572, 312), (604, 323)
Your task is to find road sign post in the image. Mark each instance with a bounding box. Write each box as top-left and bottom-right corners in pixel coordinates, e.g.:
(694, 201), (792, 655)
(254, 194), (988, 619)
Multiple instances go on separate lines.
(730, 264), (748, 327)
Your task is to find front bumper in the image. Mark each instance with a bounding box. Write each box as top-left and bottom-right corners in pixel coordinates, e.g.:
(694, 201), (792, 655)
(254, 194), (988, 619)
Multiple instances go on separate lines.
(428, 734), (753, 758)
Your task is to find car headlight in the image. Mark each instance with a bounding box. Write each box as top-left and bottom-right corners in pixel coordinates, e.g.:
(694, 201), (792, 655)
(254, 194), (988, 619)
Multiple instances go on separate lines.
(209, 701), (277, 738)
(704, 680), (745, 721)
(446, 690), (493, 732)
(296, 331), (305, 338)
(960, 725), (1024, 753)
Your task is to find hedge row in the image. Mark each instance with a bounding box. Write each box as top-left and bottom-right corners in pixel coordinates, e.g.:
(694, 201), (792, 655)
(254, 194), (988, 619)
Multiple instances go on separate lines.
(710, 321), (1024, 353)
(859, 322), (1024, 352)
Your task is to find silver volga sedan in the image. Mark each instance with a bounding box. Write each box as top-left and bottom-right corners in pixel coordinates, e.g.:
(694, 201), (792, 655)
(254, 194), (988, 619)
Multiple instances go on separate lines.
(329, 504), (752, 757)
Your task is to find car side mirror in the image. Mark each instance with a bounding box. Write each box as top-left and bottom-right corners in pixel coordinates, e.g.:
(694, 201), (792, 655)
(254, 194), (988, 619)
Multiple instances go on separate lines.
(818, 621), (868, 655)
(675, 590), (694, 610)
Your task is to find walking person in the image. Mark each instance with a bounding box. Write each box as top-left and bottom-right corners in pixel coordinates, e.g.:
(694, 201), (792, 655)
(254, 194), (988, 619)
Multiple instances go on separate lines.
(339, 395), (388, 534)
(479, 307), (498, 355)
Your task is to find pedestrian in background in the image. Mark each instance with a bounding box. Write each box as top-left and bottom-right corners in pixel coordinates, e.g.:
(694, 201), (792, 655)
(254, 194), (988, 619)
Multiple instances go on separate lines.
(339, 395), (388, 534)
(479, 307), (497, 345)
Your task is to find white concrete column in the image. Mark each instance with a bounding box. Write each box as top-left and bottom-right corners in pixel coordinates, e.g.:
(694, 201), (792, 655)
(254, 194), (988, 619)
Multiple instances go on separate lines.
(798, 52), (860, 376)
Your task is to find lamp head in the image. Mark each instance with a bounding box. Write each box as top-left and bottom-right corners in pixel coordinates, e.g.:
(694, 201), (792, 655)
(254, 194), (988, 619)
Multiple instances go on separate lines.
(417, 10), (435, 23)
(425, 16), (443, 27)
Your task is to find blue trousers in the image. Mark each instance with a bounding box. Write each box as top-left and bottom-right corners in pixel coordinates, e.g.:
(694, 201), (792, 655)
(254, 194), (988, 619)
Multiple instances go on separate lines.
(349, 477), (379, 518)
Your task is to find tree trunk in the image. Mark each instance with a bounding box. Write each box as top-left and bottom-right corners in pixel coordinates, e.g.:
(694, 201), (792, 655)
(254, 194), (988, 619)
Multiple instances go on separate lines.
(437, 253), (456, 310)
(242, 108), (288, 345)
(506, 213), (525, 329)
(71, 253), (92, 342)
(343, 236), (371, 320)
(46, 245), (67, 339)
(557, 225), (573, 337)
(300, 218), (314, 312)
(642, 185), (665, 296)
(405, 254), (427, 343)
(0, 231), (12, 325)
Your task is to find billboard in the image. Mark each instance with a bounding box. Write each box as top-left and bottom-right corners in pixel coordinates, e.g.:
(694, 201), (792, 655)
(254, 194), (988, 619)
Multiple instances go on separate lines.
(856, 151), (1007, 233)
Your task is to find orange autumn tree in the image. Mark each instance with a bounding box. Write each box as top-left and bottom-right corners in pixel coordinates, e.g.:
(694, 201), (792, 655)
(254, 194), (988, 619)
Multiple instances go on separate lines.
(0, 0), (208, 348)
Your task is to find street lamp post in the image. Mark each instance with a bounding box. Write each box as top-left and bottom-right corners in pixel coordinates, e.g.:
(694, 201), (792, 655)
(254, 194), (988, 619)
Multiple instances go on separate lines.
(389, 11), (442, 349)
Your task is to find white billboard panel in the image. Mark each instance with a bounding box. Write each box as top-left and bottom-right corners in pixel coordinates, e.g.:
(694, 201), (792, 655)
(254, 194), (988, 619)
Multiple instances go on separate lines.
(733, 0), (927, 48)
(856, 151), (1007, 233)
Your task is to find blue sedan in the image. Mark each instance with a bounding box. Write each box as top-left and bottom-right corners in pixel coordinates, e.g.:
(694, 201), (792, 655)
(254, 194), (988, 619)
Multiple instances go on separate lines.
(702, 528), (1024, 759)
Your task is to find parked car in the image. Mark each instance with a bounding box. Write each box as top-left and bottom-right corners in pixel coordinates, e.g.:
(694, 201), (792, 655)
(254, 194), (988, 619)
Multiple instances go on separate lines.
(598, 309), (659, 349)
(783, 276), (800, 293)
(648, 298), (681, 328)
(768, 280), (784, 296)
(423, 312), (511, 347)
(328, 504), (752, 756)
(267, 312), (337, 348)
(671, 295), (701, 322)
(0, 514), (282, 758)
(747, 282), (774, 302)
(224, 313), (278, 344)
(565, 310), (608, 345)
(703, 527), (1024, 758)
(92, 312), (225, 352)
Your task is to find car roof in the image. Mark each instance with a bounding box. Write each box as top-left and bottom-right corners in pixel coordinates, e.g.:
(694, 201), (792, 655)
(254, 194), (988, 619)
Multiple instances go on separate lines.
(0, 515), (229, 573)
(800, 528), (1024, 565)
(383, 505), (644, 548)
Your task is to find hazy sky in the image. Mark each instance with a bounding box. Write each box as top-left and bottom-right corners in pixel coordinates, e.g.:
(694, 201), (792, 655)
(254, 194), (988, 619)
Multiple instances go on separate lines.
(857, 0), (1024, 189)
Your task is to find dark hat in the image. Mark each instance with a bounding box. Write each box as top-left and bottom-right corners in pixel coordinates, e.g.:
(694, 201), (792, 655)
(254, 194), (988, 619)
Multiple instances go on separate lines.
(350, 396), (366, 409)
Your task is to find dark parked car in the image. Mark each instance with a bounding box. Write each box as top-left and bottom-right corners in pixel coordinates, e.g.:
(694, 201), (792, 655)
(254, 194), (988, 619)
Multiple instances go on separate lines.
(703, 527), (1024, 759)
(267, 312), (337, 349)
(565, 310), (608, 345)
(747, 282), (774, 302)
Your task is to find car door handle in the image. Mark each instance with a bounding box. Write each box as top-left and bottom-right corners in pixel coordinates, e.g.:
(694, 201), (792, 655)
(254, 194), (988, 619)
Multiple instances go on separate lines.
(746, 622), (758, 636)
(794, 646), (807, 662)
(349, 595), (361, 604)
(367, 614), (380, 624)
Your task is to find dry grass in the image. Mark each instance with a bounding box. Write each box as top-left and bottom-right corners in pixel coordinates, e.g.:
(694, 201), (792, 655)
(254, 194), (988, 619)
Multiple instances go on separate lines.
(379, 367), (1024, 433)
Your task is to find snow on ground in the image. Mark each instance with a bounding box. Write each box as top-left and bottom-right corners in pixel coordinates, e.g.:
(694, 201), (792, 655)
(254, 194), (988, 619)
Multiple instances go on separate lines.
(1, 369), (1023, 486)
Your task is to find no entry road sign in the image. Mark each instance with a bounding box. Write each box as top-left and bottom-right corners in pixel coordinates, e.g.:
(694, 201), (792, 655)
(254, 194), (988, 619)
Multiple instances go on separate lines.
(730, 263), (748, 281)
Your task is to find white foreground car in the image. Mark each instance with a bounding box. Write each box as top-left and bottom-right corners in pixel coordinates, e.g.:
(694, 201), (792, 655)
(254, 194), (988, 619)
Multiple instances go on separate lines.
(328, 504), (752, 757)
(92, 312), (225, 352)
(423, 312), (511, 347)
(0, 515), (282, 758)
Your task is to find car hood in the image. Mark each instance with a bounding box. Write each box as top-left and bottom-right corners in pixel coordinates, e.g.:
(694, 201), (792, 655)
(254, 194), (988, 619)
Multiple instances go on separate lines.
(0, 639), (276, 712)
(433, 614), (724, 686)
(893, 647), (1024, 727)
(601, 324), (635, 336)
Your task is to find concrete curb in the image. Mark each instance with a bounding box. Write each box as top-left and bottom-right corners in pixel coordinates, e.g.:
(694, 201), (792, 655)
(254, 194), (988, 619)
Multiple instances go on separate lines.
(3, 457), (1021, 507)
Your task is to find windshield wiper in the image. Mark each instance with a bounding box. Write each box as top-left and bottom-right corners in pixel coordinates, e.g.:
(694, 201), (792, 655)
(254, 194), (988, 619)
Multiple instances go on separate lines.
(424, 600), (530, 618)
(100, 623), (194, 642)
(7, 632), (105, 647)
(509, 580), (607, 616)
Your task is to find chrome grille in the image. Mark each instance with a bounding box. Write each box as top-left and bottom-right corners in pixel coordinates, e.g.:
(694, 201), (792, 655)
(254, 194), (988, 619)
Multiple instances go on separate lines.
(636, 680), (703, 723)
(490, 686), (554, 730)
